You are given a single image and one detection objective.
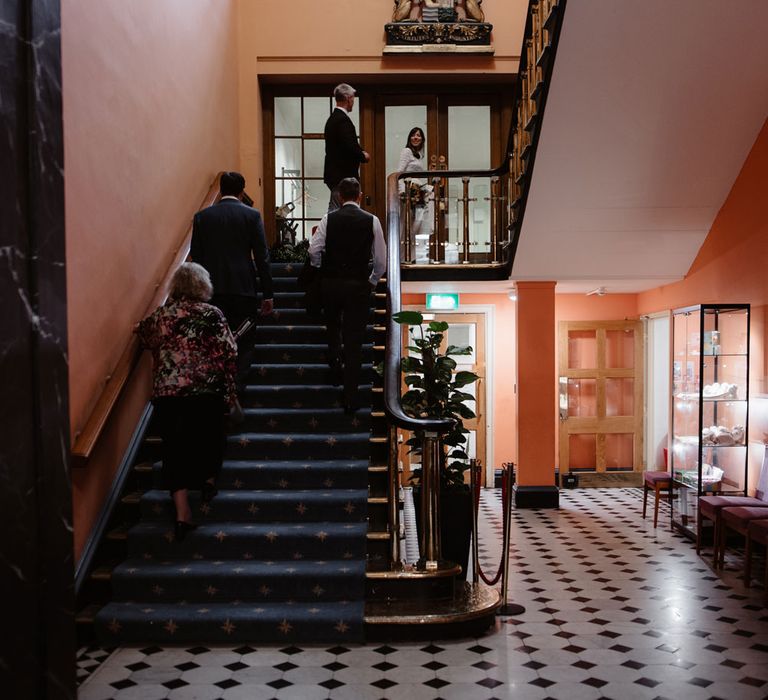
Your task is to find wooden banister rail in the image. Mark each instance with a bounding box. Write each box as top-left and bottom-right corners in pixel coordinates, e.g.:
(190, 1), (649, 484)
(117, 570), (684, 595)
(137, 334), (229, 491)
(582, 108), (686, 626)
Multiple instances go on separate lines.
(70, 173), (223, 467)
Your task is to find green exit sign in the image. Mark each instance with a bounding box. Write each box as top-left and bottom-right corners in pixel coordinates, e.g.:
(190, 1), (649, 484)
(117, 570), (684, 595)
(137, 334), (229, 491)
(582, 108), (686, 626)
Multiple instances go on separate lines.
(426, 293), (459, 310)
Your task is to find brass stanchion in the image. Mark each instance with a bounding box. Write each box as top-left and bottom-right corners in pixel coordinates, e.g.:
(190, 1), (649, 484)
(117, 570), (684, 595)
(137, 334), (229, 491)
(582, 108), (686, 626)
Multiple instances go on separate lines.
(418, 432), (441, 569)
(388, 425), (400, 566)
(469, 458), (480, 584)
(498, 462), (525, 615)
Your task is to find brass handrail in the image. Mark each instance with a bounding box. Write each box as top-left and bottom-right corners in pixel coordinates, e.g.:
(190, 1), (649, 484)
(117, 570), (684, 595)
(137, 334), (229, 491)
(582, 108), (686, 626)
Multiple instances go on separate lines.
(70, 173), (224, 466)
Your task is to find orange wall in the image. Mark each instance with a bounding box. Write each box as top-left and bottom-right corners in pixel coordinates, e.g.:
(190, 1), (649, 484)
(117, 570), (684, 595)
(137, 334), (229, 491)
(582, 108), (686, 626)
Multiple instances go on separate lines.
(639, 119), (768, 492)
(62, 0), (241, 558)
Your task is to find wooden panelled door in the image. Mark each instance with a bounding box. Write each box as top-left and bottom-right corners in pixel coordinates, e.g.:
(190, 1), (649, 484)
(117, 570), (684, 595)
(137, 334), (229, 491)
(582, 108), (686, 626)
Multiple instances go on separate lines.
(558, 321), (644, 483)
(399, 312), (487, 485)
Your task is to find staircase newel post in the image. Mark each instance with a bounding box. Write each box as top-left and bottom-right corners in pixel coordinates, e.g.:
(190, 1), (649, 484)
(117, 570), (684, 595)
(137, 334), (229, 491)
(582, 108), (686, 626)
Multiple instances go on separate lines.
(403, 178), (413, 263)
(419, 432), (441, 569)
(388, 424), (401, 566)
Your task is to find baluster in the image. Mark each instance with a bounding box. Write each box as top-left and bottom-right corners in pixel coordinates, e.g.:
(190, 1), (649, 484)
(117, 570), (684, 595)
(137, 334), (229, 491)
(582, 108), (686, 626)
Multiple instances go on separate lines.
(490, 176), (500, 263)
(388, 425), (401, 566)
(419, 433), (442, 569)
(431, 176), (441, 264)
(403, 178), (412, 263)
(461, 176), (475, 264)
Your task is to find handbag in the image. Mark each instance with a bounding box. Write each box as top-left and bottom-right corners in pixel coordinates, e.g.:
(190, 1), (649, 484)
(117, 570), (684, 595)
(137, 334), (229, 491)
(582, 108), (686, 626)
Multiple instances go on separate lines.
(297, 260), (323, 318)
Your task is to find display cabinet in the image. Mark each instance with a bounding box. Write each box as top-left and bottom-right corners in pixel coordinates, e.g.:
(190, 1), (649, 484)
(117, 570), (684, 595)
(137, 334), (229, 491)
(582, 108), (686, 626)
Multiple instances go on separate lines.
(671, 304), (750, 538)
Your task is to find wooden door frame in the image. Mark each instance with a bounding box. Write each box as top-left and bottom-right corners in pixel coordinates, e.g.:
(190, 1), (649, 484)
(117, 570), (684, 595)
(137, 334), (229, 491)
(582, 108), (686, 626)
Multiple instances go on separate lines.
(558, 320), (645, 477)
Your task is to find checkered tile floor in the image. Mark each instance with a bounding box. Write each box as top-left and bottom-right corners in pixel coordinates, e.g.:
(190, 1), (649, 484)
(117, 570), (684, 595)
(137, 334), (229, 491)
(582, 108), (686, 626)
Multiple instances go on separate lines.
(78, 488), (768, 699)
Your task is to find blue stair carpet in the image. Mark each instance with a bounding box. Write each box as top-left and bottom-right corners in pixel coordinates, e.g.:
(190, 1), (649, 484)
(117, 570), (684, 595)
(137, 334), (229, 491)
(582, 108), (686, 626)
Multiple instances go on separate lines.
(95, 263), (373, 643)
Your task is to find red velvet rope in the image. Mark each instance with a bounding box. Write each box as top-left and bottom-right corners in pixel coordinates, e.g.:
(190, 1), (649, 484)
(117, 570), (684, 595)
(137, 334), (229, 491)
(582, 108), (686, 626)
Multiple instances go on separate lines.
(474, 467), (510, 586)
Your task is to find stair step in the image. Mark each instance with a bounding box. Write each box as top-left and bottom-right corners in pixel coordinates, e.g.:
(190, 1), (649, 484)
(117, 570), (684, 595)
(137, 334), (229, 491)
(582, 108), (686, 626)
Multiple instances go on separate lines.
(241, 384), (373, 410)
(216, 459), (369, 490)
(246, 363), (375, 386)
(251, 325), (379, 343)
(140, 489), (368, 524)
(238, 407), (371, 433)
(126, 521), (368, 561)
(95, 601), (364, 643)
(251, 343), (375, 363)
(225, 431), (371, 460)
(109, 558), (365, 603)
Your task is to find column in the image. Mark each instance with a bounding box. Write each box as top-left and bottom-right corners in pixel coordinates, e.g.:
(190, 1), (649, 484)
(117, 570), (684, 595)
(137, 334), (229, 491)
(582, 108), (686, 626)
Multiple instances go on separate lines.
(514, 281), (558, 508)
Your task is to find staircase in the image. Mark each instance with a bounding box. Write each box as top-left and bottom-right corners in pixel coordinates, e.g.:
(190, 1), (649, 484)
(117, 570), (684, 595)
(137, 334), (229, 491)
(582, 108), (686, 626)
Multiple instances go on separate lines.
(93, 263), (387, 643)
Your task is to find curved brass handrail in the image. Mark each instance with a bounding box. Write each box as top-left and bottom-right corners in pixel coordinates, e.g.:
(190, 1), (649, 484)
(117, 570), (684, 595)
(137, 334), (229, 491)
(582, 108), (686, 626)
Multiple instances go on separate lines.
(384, 172), (454, 434)
(71, 173), (223, 466)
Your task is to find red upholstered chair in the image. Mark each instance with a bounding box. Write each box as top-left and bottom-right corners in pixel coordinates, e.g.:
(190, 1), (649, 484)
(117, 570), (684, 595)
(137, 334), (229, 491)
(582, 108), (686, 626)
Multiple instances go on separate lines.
(698, 495), (768, 564)
(745, 519), (768, 589)
(643, 471), (672, 528)
(718, 506), (768, 570)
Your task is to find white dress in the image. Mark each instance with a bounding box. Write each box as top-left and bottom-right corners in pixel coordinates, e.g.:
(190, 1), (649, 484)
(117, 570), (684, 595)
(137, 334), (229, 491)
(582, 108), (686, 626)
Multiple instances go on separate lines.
(396, 147), (433, 261)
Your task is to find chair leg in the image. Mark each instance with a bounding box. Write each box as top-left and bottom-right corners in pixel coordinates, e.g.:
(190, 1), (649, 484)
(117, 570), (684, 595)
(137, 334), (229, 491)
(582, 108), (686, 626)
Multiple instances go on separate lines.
(745, 535), (753, 587)
(653, 484), (661, 528)
(718, 520), (727, 569)
(642, 483), (648, 520)
(696, 509), (702, 555)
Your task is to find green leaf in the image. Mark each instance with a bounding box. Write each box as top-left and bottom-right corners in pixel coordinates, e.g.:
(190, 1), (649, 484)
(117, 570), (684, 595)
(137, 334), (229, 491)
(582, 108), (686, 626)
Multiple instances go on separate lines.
(455, 404), (477, 419)
(428, 321), (449, 332)
(404, 376), (423, 387)
(449, 390), (475, 402)
(436, 356), (457, 370)
(452, 371), (478, 388)
(401, 357), (423, 372)
(393, 310), (423, 325)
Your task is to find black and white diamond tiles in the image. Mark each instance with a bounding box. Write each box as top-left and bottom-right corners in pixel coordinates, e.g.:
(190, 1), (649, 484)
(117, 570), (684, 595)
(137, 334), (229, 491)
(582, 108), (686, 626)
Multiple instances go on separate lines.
(78, 488), (768, 699)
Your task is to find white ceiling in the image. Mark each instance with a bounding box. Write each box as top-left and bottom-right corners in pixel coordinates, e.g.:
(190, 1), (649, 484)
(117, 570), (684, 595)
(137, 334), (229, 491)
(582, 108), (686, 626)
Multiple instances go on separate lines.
(510, 0), (768, 294)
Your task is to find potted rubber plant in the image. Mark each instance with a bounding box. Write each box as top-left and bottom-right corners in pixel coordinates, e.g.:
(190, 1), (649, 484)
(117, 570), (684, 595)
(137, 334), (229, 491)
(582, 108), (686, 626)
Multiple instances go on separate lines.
(393, 310), (478, 575)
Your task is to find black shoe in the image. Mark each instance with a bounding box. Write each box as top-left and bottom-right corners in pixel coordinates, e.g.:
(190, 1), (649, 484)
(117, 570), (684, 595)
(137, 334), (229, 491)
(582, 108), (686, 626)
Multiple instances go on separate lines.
(201, 481), (218, 504)
(175, 520), (198, 542)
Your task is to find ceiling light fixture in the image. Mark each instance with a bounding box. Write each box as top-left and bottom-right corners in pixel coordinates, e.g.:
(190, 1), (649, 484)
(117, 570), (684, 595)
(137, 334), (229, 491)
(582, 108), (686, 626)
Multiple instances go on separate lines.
(586, 286), (607, 297)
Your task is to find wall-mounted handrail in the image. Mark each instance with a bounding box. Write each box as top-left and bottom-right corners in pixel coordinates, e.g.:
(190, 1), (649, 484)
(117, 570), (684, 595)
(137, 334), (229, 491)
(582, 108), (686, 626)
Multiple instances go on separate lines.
(70, 173), (223, 466)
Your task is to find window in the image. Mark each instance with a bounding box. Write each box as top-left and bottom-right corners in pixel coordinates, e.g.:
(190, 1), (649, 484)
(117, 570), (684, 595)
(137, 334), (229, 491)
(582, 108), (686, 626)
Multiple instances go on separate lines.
(273, 95), (360, 242)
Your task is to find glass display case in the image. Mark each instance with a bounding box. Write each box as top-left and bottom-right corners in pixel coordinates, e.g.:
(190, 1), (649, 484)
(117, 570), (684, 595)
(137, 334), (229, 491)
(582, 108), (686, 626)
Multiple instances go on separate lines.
(671, 304), (750, 538)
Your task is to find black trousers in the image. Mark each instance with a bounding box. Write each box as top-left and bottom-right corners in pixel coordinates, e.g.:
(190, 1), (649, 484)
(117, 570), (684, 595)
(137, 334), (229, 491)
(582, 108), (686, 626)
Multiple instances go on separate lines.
(153, 394), (226, 494)
(211, 293), (259, 386)
(321, 277), (371, 407)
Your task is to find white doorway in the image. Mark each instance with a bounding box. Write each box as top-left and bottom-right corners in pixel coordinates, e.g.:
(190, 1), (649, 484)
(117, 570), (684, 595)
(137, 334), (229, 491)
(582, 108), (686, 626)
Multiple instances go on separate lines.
(645, 312), (671, 470)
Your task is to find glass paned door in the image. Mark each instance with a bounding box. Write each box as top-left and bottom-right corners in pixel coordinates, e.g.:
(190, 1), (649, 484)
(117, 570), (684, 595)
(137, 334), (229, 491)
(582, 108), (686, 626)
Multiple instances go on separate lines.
(399, 312), (487, 485)
(558, 321), (644, 479)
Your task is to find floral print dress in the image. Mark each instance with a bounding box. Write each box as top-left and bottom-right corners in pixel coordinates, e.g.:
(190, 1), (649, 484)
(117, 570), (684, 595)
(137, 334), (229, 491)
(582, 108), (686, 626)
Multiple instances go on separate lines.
(137, 299), (237, 404)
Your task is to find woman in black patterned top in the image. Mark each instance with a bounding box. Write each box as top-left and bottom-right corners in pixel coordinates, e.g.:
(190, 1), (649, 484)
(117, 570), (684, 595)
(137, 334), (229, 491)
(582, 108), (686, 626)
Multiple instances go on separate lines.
(137, 262), (237, 540)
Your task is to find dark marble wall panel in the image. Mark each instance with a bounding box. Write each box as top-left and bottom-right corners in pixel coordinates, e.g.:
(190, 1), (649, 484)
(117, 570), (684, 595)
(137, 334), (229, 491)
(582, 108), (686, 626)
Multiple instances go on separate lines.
(0, 0), (76, 697)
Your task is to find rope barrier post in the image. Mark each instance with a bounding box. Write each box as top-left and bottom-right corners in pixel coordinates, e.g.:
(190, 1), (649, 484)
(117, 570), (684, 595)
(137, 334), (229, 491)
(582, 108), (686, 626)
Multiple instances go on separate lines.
(469, 458), (480, 584)
(388, 425), (400, 566)
(418, 432), (441, 570)
(498, 462), (525, 616)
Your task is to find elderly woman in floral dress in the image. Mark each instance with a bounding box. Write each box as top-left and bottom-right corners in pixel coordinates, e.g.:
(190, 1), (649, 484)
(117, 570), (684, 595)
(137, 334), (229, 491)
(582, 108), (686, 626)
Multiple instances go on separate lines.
(137, 262), (237, 541)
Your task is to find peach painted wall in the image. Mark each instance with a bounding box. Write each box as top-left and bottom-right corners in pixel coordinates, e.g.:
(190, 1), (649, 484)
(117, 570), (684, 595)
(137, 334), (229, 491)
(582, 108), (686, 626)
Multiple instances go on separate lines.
(639, 119), (768, 493)
(62, 0), (241, 558)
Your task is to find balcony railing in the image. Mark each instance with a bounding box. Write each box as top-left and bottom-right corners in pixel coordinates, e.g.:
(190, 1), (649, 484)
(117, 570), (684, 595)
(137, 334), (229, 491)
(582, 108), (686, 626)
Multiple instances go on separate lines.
(395, 0), (566, 280)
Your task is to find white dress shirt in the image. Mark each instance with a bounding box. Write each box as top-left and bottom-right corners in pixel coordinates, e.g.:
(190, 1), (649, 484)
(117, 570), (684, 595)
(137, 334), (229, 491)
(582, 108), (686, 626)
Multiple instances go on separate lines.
(309, 202), (387, 287)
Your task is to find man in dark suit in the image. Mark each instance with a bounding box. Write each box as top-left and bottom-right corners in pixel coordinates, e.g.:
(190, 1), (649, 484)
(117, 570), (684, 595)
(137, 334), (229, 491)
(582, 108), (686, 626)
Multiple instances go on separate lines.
(323, 83), (370, 212)
(191, 171), (274, 379)
(309, 178), (386, 413)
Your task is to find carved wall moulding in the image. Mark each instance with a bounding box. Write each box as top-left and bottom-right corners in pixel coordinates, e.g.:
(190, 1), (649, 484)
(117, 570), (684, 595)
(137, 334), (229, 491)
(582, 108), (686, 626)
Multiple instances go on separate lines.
(384, 22), (493, 53)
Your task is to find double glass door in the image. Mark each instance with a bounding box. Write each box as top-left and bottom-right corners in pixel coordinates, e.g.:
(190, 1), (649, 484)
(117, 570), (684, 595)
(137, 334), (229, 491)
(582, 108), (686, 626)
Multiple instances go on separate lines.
(374, 94), (504, 260)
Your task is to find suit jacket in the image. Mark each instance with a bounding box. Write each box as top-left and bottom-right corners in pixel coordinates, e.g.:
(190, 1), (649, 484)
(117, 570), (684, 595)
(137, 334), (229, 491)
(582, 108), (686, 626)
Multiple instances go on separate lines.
(323, 108), (366, 188)
(191, 198), (273, 299)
